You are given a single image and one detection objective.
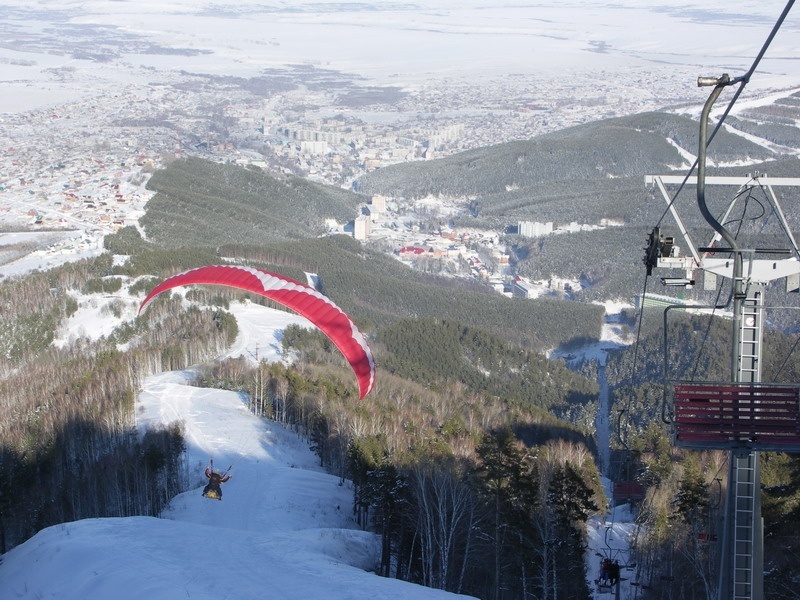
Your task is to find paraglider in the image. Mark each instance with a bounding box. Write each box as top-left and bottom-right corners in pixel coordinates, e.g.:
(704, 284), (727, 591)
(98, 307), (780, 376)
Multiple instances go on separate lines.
(139, 265), (375, 399)
(202, 461), (232, 500)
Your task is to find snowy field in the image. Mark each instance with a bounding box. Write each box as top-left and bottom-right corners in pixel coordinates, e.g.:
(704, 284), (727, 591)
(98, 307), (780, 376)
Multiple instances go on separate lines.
(1, 290), (473, 599)
(1, 0), (799, 114)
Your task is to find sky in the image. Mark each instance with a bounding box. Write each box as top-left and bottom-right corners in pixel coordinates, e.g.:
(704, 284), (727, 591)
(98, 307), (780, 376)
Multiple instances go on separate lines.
(1, 281), (636, 599)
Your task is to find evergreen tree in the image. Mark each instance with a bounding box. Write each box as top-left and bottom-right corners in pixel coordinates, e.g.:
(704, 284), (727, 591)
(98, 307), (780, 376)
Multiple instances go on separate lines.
(474, 427), (539, 600)
(546, 464), (597, 599)
(347, 435), (415, 579)
(675, 457), (709, 528)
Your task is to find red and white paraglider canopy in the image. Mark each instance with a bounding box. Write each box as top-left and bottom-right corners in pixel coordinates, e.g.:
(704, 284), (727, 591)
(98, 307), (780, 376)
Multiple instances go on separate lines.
(139, 265), (375, 399)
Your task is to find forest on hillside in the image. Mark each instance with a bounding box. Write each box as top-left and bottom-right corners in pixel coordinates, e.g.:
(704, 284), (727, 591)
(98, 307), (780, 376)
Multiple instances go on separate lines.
(106, 227), (605, 352)
(353, 112), (773, 200)
(0, 257), (238, 552)
(352, 109), (800, 321)
(141, 157), (364, 247)
(3, 231), (798, 598)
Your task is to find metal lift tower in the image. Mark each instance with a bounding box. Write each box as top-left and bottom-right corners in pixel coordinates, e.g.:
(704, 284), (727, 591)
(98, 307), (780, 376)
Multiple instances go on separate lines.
(645, 76), (800, 600)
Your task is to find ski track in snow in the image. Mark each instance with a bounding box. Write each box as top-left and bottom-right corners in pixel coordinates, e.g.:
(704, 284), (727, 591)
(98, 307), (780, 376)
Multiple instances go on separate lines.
(5, 287), (644, 597)
(1, 302), (471, 600)
(551, 302), (642, 597)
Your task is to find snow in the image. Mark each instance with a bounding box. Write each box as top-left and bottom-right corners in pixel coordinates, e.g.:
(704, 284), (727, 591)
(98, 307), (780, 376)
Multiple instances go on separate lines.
(1, 292), (471, 600)
(569, 305), (641, 597)
(586, 484), (640, 597)
(222, 300), (314, 364)
(550, 300), (634, 367)
(0, 230), (102, 280)
(62, 1), (800, 86)
(2, 265), (643, 598)
(548, 301), (642, 597)
(1, 0), (799, 115)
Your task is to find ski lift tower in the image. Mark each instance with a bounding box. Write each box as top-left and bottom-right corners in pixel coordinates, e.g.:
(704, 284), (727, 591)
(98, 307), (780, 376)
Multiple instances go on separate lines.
(645, 75), (800, 600)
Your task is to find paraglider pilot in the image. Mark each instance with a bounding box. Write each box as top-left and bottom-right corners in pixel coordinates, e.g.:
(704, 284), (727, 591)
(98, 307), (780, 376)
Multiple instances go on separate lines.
(203, 465), (232, 500)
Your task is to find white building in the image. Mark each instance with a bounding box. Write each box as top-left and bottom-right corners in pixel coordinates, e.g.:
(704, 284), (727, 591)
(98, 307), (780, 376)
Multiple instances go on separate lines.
(299, 140), (328, 155)
(518, 221), (553, 237)
(353, 214), (371, 241)
(370, 195), (387, 214)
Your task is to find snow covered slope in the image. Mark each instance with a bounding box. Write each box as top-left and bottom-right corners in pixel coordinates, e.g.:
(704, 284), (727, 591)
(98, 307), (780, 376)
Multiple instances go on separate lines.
(0, 305), (472, 600)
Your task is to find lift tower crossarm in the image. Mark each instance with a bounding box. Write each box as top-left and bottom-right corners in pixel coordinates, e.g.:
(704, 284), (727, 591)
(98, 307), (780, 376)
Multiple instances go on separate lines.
(645, 174), (800, 286)
(646, 175), (702, 266)
(644, 175), (800, 186)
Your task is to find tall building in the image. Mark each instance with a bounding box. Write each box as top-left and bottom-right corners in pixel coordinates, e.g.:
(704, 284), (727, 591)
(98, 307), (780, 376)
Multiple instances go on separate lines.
(354, 214), (371, 241)
(518, 221), (553, 237)
(370, 195), (387, 214)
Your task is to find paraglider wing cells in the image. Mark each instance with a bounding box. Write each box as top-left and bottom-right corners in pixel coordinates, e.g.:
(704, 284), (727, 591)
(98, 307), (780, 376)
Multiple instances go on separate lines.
(139, 265), (375, 398)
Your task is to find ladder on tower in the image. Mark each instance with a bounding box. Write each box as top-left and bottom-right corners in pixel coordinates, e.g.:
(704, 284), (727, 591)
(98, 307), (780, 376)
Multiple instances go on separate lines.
(730, 287), (763, 600)
(731, 452), (758, 600)
(737, 291), (763, 383)
(646, 169), (800, 600)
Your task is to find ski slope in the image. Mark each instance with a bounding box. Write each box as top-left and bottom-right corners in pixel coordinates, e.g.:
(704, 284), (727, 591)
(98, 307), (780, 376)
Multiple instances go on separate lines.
(586, 484), (640, 598)
(1, 303), (471, 600)
(2, 269), (640, 599)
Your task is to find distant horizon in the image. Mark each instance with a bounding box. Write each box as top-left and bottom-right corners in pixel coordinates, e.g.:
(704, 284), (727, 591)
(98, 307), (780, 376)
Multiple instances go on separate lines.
(1, 0), (799, 115)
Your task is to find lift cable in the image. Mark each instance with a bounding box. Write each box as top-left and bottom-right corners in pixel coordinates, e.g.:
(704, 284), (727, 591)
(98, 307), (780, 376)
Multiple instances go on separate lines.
(653, 0), (796, 230)
(651, 0), (796, 420)
(614, 267), (652, 449)
(614, 0), (796, 470)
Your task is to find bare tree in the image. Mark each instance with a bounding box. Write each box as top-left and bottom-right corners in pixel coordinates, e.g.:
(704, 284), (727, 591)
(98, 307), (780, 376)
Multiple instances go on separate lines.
(411, 460), (478, 591)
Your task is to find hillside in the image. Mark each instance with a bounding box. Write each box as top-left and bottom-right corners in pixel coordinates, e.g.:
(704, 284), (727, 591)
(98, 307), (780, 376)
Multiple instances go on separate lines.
(353, 112), (773, 200)
(134, 108), (800, 309)
(105, 227), (604, 352)
(4, 103), (800, 599)
(0, 255), (604, 599)
(141, 157), (365, 247)
(350, 109), (800, 305)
